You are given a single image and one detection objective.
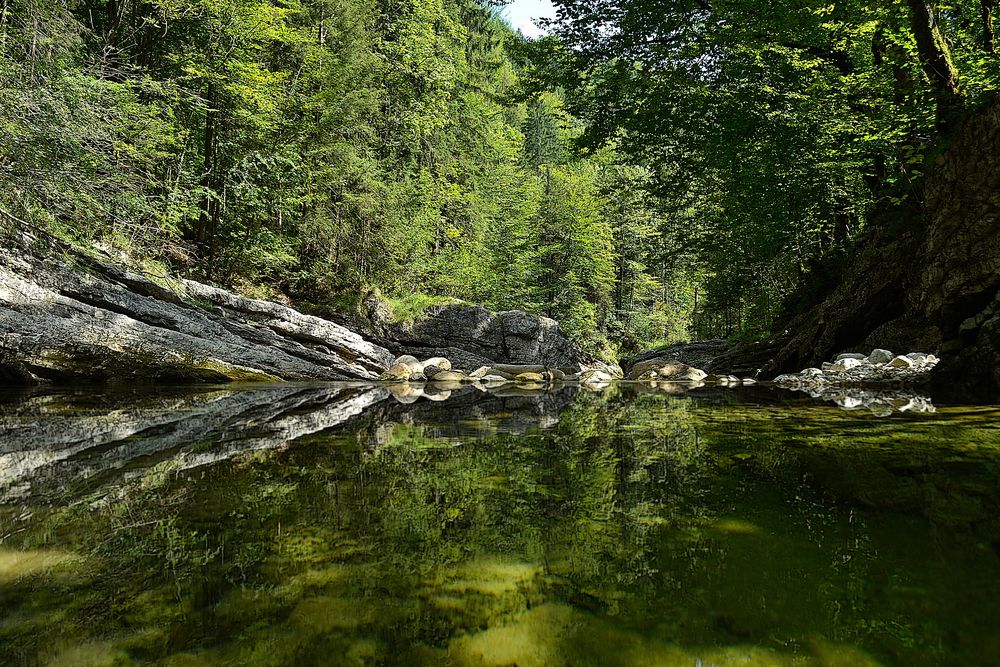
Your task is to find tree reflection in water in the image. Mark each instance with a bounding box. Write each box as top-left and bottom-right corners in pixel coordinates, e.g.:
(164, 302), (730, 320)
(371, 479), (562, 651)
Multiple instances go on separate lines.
(1, 383), (998, 665)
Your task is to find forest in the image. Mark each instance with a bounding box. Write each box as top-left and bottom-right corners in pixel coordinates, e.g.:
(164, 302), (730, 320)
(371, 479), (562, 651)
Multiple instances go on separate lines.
(0, 0), (997, 360)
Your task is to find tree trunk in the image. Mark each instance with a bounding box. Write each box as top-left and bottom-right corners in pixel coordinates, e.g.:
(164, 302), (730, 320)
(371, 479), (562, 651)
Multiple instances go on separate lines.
(905, 0), (963, 126)
(984, 0), (997, 54)
(195, 83), (218, 249)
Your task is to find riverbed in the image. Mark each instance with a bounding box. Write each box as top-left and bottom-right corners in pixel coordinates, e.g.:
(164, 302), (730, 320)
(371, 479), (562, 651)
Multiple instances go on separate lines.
(1, 383), (998, 665)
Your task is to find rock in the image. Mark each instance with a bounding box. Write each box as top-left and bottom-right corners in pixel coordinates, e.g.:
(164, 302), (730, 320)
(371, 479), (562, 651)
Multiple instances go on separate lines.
(579, 369), (614, 384)
(394, 355), (424, 376)
(488, 364), (548, 379)
(377, 305), (619, 375)
(480, 375), (509, 384)
(622, 340), (730, 377)
(867, 349), (894, 365)
(423, 365), (444, 379)
(0, 228), (394, 384)
(889, 355), (914, 369)
(905, 352), (928, 365)
(629, 359), (707, 382)
(379, 363), (412, 382)
(515, 372), (546, 383)
(835, 353), (867, 361)
(428, 370), (468, 383)
(469, 366), (490, 378)
(422, 356), (451, 371)
(829, 358), (863, 373)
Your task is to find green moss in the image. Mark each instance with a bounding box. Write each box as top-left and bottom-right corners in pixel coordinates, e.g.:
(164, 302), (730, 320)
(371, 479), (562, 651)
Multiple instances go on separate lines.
(386, 293), (465, 324)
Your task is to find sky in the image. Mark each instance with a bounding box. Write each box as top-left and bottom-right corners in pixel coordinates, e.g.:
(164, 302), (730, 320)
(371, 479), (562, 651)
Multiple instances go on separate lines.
(502, 0), (556, 39)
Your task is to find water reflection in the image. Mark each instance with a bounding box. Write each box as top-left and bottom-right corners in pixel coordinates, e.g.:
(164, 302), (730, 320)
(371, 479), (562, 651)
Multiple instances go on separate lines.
(0, 384), (998, 666)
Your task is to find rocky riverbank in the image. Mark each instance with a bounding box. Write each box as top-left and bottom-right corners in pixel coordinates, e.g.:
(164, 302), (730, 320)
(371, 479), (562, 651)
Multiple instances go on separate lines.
(0, 225), (615, 386)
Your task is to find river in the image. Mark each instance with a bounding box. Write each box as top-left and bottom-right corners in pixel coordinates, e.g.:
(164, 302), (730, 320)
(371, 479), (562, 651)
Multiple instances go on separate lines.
(1, 382), (998, 665)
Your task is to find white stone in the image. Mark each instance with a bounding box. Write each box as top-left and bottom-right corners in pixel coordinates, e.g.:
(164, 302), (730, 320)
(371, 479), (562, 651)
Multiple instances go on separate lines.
(830, 358), (863, 373)
(835, 353), (867, 361)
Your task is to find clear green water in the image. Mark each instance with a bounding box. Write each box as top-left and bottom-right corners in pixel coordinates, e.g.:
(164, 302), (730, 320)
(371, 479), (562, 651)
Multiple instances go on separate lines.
(1, 383), (999, 666)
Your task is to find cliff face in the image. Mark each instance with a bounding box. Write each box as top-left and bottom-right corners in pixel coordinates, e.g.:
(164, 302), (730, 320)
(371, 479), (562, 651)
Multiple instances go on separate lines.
(715, 96), (1000, 395)
(919, 99), (1000, 392)
(0, 226), (395, 384)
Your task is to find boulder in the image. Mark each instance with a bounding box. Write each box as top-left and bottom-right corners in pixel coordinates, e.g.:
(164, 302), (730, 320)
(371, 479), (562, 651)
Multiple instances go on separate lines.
(867, 349), (895, 365)
(629, 359), (707, 382)
(428, 370), (468, 383)
(622, 340), (730, 377)
(380, 363), (412, 382)
(378, 305), (620, 376)
(0, 226), (394, 384)
(835, 353), (867, 361)
(422, 356), (452, 371)
(515, 372), (546, 383)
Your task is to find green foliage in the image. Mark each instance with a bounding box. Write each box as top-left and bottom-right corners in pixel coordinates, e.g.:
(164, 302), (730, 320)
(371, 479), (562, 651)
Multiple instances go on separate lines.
(0, 0), (684, 355)
(533, 0), (998, 339)
(11, 0), (985, 350)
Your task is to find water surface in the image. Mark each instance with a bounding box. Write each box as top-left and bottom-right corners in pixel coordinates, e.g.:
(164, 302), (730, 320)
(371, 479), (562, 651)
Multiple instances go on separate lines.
(1, 383), (999, 666)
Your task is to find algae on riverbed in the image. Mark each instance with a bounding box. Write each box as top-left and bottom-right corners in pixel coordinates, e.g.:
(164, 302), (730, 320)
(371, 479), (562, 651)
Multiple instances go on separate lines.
(1, 385), (999, 665)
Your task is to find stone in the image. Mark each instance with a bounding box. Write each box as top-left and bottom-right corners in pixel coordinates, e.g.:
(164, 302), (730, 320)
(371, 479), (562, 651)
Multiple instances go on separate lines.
(393, 355), (423, 375)
(580, 369), (614, 384)
(469, 366), (490, 378)
(621, 340), (731, 377)
(835, 353), (867, 361)
(379, 363), (411, 381)
(888, 355), (914, 369)
(515, 372), (546, 383)
(377, 305), (617, 374)
(867, 349), (894, 365)
(829, 358), (862, 373)
(485, 364), (548, 380)
(422, 356), (451, 371)
(422, 365), (444, 379)
(428, 370), (468, 383)
(630, 359), (707, 382)
(905, 352), (928, 365)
